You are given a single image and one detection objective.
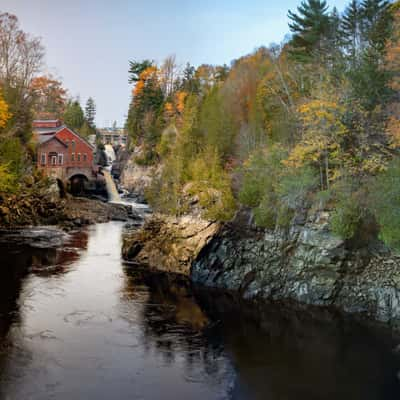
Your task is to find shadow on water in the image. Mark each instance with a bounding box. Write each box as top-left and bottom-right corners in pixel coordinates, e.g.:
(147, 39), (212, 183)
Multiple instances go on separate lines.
(0, 223), (399, 399)
(123, 266), (400, 400)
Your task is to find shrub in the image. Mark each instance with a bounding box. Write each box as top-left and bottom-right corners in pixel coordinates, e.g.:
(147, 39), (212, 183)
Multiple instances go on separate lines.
(238, 144), (286, 208)
(277, 166), (318, 209)
(368, 159), (400, 249)
(253, 192), (277, 229)
(330, 197), (363, 239)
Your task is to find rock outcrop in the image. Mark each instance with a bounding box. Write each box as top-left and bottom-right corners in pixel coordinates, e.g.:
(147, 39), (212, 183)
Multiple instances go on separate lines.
(192, 209), (400, 329)
(122, 206), (400, 329)
(122, 214), (220, 275)
(119, 147), (159, 201)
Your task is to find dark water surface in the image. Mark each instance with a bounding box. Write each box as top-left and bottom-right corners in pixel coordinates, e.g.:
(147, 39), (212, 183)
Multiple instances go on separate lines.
(0, 222), (399, 399)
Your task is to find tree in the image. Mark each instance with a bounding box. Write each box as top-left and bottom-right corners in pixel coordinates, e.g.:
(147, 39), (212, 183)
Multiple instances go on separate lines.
(361, 0), (391, 51)
(63, 100), (84, 131)
(160, 55), (178, 97)
(0, 90), (11, 129)
(0, 12), (44, 142)
(128, 59), (154, 83)
(30, 75), (67, 119)
(85, 97), (96, 128)
(288, 0), (332, 62)
(342, 0), (363, 62)
(126, 65), (164, 144)
(180, 63), (200, 94)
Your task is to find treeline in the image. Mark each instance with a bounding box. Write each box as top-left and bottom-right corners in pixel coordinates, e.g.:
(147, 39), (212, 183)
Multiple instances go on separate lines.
(128, 0), (399, 249)
(0, 12), (98, 195)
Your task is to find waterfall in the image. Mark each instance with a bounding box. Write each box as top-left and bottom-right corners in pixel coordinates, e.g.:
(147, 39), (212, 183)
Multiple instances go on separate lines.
(103, 169), (120, 202)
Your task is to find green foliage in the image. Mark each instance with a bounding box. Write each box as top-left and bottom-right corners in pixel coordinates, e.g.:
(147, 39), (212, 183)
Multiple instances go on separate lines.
(288, 0), (332, 62)
(128, 59), (154, 84)
(330, 196), (363, 239)
(85, 97), (96, 128)
(0, 164), (17, 193)
(238, 145), (286, 208)
(63, 100), (84, 131)
(199, 87), (235, 161)
(186, 149), (236, 221)
(276, 205), (295, 229)
(277, 166), (318, 209)
(0, 137), (24, 177)
(368, 159), (400, 249)
(253, 193), (277, 229)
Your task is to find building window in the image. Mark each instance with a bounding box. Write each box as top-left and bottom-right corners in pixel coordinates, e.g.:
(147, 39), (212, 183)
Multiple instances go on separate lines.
(77, 153), (81, 162)
(83, 153), (87, 162)
(65, 140), (69, 148)
(71, 153), (75, 162)
(41, 153), (46, 165)
(58, 154), (63, 165)
(51, 156), (57, 166)
(71, 140), (76, 150)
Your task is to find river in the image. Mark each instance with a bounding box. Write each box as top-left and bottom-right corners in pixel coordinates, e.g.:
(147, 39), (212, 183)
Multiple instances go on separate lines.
(0, 221), (399, 399)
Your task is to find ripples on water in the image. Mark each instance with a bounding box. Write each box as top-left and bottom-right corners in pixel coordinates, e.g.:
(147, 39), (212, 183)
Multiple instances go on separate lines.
(0, 221), (399, 399)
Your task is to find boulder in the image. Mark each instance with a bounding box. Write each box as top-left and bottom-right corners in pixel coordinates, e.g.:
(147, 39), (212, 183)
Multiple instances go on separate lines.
(122, 214), (220, 275)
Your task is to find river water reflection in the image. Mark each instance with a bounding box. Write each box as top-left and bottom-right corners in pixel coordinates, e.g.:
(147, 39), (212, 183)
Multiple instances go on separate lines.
(0, 221), (399, 399)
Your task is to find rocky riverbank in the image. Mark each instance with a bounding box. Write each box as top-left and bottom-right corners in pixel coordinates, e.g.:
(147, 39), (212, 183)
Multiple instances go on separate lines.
(0, 177), (132, 230)
(123, 209), (400, 330)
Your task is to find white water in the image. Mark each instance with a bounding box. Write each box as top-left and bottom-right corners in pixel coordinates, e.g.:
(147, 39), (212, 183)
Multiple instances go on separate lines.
(102, 169), (120, 202)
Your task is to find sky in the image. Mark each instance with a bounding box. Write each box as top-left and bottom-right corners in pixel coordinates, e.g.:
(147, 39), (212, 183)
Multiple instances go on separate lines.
(2, 0), (349, 127)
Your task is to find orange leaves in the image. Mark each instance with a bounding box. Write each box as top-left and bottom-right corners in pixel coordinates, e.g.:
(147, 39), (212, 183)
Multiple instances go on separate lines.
(0, 90), (11, 129)
(176, 91), (187, 114)
(30, 75), (67, 118)
(385, 9), (400, 91)
(163, 91), (188, 123)
(133, 66), (159, 98)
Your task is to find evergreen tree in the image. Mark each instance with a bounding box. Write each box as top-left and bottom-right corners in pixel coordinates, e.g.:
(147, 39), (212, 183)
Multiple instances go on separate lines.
(180, 63), (200, 94)
(85, 97), (96, 128)
(341, 0), (363, 61)
(361, 0), (391, 51)
(128, 59), (154, 84)
(63, 100), (84, 131)
(288, 0), (331, 62)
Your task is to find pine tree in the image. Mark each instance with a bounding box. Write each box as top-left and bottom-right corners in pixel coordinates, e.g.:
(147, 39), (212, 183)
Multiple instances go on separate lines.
(128, 60), (154, 84)
(288, 0), (331, 62)
(85, 97), (96, 128)
(361, 0), (391, 51)
(341, 0), (363, 61)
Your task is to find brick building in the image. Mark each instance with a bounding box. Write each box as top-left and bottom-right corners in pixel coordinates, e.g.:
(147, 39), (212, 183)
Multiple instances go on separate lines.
(33, 120), (95, 183)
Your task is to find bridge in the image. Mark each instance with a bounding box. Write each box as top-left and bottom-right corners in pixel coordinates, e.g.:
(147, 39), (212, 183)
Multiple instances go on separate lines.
(44, 165), (101, 195)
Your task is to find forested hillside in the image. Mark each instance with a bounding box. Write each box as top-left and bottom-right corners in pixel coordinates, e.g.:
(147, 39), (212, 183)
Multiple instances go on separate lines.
(126, 0), (400, 250)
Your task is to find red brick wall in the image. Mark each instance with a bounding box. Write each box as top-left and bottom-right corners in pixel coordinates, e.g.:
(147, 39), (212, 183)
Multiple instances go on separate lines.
(54, 128), (94, 168)
(37, 138), (67, 170)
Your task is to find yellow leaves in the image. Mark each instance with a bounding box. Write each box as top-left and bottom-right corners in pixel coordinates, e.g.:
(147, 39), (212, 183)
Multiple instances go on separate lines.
(0, 90), (11, 129)
(297, 99), (347, 135)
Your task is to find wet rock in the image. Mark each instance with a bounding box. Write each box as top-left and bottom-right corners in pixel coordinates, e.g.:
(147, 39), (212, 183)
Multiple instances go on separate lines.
(192, 210), (400, 330)
(122, 214), (220, 275)
(0, 226), (67, 248)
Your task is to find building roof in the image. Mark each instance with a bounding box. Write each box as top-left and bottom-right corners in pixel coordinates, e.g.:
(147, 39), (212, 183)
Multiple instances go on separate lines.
(34, 125), (66, 135)
(37, 134), (67, 147)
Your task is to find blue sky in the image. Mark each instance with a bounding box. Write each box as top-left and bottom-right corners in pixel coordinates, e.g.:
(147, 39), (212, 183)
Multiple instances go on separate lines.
(2, 0), (349, 127)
